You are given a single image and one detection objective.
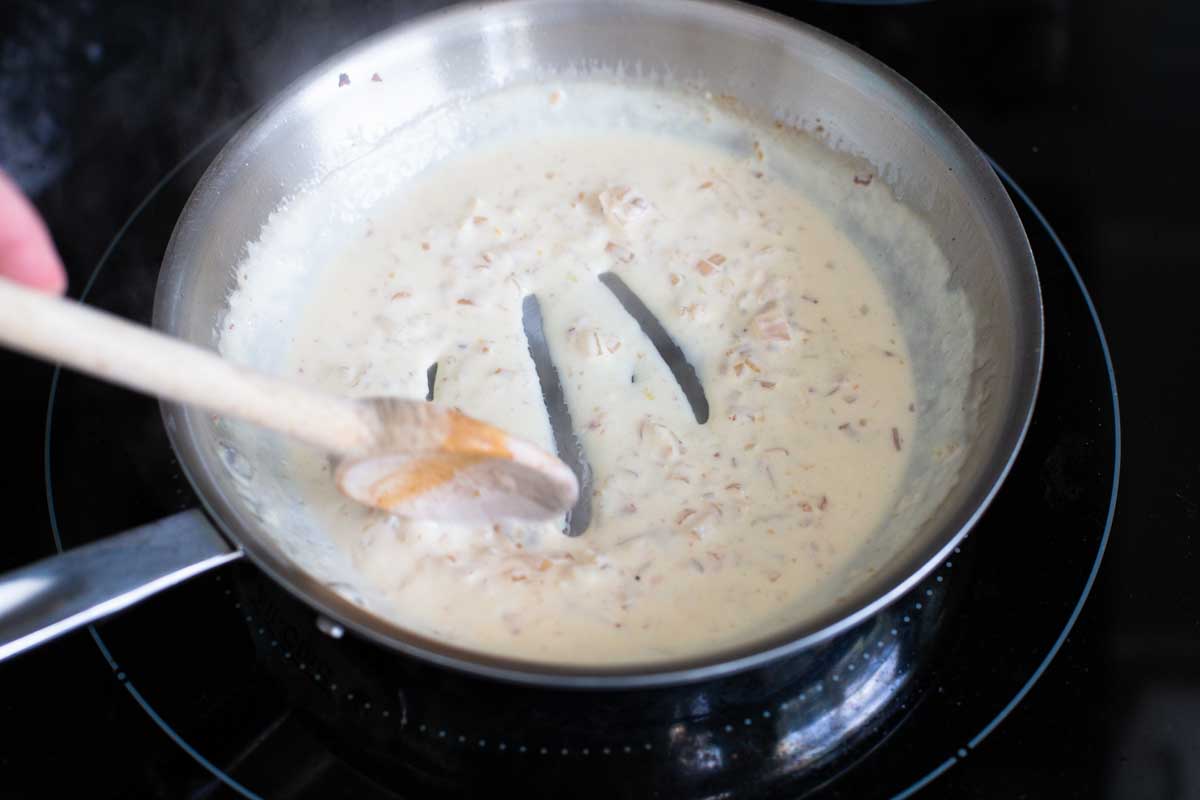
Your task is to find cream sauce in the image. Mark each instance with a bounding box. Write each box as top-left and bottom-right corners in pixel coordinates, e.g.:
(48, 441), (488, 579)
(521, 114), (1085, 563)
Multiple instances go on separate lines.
(225, 84), (921, 665)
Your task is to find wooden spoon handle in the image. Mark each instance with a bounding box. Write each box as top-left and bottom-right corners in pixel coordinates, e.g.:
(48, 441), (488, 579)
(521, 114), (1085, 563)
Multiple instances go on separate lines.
(0, 277), (372, 455)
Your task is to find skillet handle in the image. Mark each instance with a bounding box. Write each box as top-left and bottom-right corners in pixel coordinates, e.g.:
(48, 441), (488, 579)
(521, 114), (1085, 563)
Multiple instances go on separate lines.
(0, 509), (241, 662)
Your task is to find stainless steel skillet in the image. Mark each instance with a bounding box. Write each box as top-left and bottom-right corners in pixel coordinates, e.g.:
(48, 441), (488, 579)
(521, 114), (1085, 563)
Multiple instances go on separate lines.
(0, 0), (1041, 688)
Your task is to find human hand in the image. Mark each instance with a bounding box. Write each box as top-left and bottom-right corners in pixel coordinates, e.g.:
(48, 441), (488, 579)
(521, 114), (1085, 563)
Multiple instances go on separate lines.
(0, 169), (68, 294)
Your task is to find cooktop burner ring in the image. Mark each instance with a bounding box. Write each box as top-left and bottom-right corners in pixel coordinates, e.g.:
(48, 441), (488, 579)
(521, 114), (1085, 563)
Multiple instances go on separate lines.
(41, 119), (1119, 797)
(887, 159), (1121, 797)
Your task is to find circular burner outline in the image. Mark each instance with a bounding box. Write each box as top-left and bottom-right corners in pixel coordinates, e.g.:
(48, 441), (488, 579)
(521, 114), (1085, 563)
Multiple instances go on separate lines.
(43, 111), (265, 800)
(41, 130), (1118, 798)
(888, 157), (1121, 799)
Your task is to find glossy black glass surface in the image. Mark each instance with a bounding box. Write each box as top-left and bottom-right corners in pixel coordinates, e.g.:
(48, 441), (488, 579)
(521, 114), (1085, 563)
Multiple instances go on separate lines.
(1, 1), (1193, 797)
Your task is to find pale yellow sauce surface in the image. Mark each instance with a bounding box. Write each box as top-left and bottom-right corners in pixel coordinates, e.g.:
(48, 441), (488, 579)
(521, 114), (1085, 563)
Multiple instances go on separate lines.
(223, 83), (924, 665)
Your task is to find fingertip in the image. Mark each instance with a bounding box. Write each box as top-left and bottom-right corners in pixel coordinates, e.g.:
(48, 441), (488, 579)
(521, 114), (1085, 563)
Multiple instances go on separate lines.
(0, 247), (68, 294)
(43, 257), (68, 294)
(0, 169), (69, 294)
(45, 267), (68, 295)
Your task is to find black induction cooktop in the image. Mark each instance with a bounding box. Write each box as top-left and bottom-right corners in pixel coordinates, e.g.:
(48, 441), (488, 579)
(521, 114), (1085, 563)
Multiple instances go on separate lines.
(1, 2), (1195, 798)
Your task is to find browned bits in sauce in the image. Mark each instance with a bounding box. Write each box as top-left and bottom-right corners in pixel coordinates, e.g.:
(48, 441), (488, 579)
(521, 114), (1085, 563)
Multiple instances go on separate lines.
(605, 241), (635, 263)
(699, 181), (714, 189)
(472, 216), (488, 225)
(391, 291), (411, 300)
(892, 427), (903, 451)
(759, 380), (776, 390)
(853, 174), (873, 186)
(818, 495), (829, 511)
(456, 298), (475, 306)
(749, 303), (792, 342)
(419, 241), (430, 251)
(669, 273), (682, 286)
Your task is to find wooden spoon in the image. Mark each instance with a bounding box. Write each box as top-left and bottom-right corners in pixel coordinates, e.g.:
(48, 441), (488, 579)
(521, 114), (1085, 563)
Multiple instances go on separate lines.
(0, 277), (578, 523)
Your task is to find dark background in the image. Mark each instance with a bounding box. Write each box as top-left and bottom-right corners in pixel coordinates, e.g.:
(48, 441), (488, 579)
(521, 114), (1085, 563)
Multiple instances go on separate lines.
(1, 0), (1196, 797)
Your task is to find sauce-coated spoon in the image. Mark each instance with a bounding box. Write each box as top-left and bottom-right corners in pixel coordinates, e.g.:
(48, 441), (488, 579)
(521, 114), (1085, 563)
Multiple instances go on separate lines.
(0, 277), (578, 523)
